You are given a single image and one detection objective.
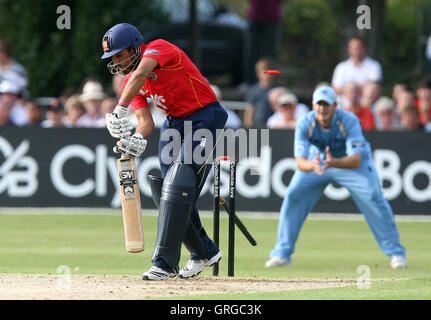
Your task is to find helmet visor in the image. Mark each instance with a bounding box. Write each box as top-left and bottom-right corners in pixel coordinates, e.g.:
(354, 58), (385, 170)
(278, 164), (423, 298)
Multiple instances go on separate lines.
(101, 47), (123, 59)
(106, 46), (141, 77)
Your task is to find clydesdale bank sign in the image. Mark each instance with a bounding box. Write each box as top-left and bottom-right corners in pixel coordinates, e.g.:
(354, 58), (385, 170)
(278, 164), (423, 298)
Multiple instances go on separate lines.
(0, 127), (429, 214)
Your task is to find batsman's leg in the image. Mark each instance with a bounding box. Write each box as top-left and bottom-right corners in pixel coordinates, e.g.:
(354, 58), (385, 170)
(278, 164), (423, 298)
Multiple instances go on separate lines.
(142, 162), (197, 280)
(147, 174), (213, 261)
(177, 103), (227, 278)
(147, 175), (163, 208)
(179, 171), (222, 279)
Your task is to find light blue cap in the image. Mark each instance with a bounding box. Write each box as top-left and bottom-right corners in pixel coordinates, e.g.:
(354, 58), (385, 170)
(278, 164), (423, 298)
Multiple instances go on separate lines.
(312, 86), (337, 105)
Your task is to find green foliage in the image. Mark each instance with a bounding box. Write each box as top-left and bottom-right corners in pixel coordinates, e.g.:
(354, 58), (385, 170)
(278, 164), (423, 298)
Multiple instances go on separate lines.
(279, 0), (340, 85)
(381, 0), (420, 88)
(0, 0), (166, 98)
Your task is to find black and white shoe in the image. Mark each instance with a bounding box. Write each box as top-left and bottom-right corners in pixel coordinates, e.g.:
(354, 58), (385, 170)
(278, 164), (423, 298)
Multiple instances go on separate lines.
(179, 251), (222, 278)
(142, 266), (178, 281)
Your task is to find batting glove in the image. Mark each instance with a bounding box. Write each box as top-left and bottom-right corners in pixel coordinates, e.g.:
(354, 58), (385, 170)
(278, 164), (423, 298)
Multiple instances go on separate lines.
(114, 133), (147, 158)
(105, 105), (133, 138)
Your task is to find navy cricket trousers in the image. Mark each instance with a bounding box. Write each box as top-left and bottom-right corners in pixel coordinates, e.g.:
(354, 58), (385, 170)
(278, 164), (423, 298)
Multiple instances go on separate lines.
(158, 101), (228, 257)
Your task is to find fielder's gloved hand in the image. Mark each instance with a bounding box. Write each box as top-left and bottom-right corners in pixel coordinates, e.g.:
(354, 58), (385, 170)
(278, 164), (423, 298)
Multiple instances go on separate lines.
(114, 133), (147, 158)
(105, 105), (133, 138)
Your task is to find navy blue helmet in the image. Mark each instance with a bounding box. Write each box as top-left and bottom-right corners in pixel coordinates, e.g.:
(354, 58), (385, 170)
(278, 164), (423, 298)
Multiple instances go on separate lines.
(101, 23), (143, 76)
(101, 23), (143, 59)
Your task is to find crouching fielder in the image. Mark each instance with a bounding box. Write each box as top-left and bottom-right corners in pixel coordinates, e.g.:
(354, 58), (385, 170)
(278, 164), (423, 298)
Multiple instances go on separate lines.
(101, 23), (227, 280)
(266, 86), (407, 269)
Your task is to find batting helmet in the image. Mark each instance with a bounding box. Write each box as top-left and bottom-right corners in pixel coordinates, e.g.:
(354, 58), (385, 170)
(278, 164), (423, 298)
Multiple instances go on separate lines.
(101, 23), (143, 59)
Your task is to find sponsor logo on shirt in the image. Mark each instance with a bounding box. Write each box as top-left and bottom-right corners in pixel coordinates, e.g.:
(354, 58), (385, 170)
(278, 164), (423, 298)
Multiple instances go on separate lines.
(143, 49), (159, 56)
(352, 141), (364, 148)
(139, 89), (148, 96)
(150, 94), (168, 110)
(148, 72), (157, 81)
(296, 144), (304, 152)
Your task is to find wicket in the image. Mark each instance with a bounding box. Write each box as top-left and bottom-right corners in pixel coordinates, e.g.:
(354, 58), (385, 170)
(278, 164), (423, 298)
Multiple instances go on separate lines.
(213, 156), (257, 277)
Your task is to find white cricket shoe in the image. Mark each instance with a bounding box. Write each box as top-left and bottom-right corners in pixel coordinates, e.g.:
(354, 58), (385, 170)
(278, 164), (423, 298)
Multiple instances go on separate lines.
(265, 256), (291, 267)
(179, 251), (222, 278)
(390, 255), (408, 269)
(142, 266), (177, 281)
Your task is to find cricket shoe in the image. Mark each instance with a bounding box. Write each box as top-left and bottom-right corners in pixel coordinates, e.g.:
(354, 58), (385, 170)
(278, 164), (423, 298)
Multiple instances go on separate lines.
(178, 251), (222, 278)
(265, 256), (291, 267)
(142, 266), (178, 281)
(390, 255), (408, 269)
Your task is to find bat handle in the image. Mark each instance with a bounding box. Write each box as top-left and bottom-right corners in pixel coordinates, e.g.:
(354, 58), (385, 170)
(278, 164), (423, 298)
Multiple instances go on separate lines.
(114, 146), (132, 160)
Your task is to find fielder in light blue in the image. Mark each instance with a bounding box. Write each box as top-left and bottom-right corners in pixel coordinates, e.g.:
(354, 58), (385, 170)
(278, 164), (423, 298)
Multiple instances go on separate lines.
(266, 86), (407, 269)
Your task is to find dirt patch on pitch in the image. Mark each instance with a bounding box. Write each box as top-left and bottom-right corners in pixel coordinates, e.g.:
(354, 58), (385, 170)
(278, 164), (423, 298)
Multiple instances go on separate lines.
(0, 274), (362, 300)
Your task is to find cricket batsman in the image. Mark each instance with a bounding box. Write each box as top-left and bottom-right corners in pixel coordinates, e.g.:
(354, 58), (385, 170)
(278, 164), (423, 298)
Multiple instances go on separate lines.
(101, 23), (227, 280)
(265, 85), (407, 269)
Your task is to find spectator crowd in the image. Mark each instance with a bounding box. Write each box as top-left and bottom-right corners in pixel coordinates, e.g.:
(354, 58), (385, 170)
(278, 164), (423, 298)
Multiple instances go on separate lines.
(242, 37), (431, 133)
(0, 37), (430, 133)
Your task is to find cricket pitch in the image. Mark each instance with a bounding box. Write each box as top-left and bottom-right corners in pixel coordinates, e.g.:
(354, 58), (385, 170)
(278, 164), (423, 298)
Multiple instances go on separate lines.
(0, 274), (359, 300)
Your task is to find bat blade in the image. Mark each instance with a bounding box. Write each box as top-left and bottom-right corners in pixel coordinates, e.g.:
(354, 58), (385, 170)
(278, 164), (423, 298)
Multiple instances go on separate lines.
(117, 156), (145, 253)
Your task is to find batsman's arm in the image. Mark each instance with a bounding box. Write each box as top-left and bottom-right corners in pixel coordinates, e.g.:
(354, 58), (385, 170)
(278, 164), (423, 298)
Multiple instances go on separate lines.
(118, 57), (159, 107)
(134, 106), (154, 138)
(114, 106), (154, 157)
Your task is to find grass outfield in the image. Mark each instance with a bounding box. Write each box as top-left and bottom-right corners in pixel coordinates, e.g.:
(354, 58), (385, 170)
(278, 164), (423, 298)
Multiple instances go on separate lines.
(0, 210), (430, 299)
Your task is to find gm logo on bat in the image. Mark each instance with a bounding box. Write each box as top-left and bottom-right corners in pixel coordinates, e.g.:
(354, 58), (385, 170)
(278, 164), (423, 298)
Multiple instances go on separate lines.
(119, 170), (136, 198)
(120, 170), (135, 180)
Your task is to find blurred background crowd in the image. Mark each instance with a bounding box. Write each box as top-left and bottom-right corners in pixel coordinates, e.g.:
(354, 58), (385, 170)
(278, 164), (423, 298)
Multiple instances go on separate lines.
(0, 0), (430, 133)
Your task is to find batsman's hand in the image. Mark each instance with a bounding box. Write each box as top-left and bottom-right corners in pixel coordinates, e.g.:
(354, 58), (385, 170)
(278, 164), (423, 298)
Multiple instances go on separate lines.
(114, 133), (147, 158)
(105, 105), (133, 138)
(105, 114), (133, 138)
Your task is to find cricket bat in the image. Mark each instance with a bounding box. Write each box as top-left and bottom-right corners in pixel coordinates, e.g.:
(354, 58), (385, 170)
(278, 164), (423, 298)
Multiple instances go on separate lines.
(117, 153), (145, 253)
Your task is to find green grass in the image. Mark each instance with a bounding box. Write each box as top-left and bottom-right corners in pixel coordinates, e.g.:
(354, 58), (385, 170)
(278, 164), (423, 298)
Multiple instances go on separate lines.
(0, 211), (430, 299)
(167, 279), (431, 300)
